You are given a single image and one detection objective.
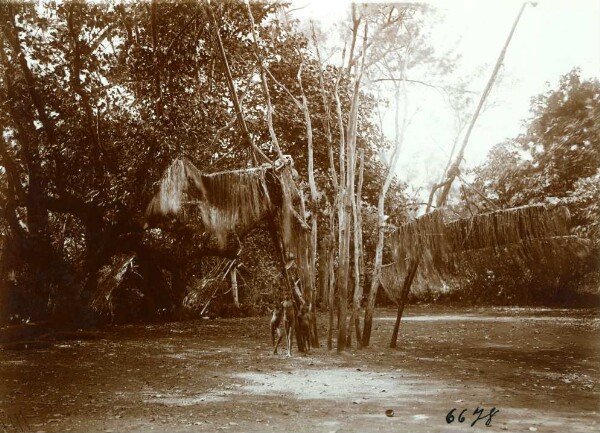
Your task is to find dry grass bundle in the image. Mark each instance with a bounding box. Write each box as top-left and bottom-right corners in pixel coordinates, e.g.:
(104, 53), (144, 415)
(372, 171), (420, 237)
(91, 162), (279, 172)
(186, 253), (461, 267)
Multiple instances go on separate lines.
(390, 210), (445, 263)
(196, 168), (271, 244)
(439, 235), (590, 275)
(379, 255), (444, 302)
(268, 165), (312, 293)
(381, 204), (578, 300)
(146, 159), (272, 245)
(379, 263), (403, 301)
(432, 234), (592, 303)
(443, 204), (571, 254)
(390, 204), (571, 264)
(146, 158), (312, 293)
(381, 236), (589, 302)
(146, 159), (190, 217)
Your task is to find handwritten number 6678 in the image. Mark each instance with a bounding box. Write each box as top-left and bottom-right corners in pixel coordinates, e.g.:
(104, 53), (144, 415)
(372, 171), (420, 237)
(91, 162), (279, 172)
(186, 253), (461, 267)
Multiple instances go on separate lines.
(446, 407), (500, 427)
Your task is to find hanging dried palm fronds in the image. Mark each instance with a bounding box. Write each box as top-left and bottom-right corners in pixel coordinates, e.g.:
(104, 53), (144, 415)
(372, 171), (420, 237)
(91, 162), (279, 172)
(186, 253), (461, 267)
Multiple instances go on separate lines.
(382, 210), (459, 302)
(379, 255), (445, 302)
(146, 158), (272, 245)
(145, 159), (191, 218)
(145, 157), (312, 296)
(379, 263), (401, 301)
(390, 210), (445, 263)
(278, 168), (314, 287)
(265, 161), (313, 296)
(381, 235), (589, 302)
(443, 204), (571, 254)
(390, 204), (571, 264)
(433, 234), (591, 303)
(439, 235), (590, 275)
(381, 204), (578, 302)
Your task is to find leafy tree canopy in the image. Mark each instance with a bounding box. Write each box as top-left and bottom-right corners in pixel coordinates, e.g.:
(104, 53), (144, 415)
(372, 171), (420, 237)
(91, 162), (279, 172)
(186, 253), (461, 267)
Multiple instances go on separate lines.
(467, 69), (599, 241)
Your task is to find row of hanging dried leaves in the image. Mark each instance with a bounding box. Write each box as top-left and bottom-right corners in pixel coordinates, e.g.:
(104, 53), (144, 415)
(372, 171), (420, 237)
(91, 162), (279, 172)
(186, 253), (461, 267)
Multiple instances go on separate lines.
(144, 158), (312, 291)
(380, 204), (589, 300)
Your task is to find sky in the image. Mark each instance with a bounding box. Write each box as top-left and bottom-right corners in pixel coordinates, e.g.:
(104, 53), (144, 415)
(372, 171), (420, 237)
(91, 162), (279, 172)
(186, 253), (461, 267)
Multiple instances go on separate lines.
(288, 0), (600, 192)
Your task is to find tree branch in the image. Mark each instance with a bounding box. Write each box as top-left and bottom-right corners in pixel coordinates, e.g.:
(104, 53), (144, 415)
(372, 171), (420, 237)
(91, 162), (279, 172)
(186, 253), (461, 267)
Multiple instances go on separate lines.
(371, 77), (478, 94)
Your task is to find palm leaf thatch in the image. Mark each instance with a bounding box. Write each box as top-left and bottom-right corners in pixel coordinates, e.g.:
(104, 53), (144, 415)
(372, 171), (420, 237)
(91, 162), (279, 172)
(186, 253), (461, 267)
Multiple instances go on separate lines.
(379, 263), (403, 301)
(380, 204), (585, 301)
(146, 159), (271, 245)
(276, 165), (312, 291)
(391, 204), (571, 263)
(390, 210), (445, 264)
(439, 235), (590, 274)
(146, 158), (312, 295)
(443, 204), (571, 254)
(381, 235), (590, 302)
(379, 251), (447, 302)
(435, 234), (591, 302)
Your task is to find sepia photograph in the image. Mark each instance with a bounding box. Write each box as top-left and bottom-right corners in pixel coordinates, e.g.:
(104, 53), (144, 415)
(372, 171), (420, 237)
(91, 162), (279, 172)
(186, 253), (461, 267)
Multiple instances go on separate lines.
(0, 0), (598, 432)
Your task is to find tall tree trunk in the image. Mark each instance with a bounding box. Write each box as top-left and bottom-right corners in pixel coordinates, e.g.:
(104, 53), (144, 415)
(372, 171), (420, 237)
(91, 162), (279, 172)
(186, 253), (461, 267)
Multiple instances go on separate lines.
(333, 57), (348, 352)
(231, 265), (240, 308)
(326, 208), (336, 350)
(312, 25), (338, 350)
(318, 232), (329, 306)
(351, 149), (365, 348)
(362, 203), (384, 347)
(336, 205), (350, 352)
(335, 9), (367, 352)
(297, 64), (320, 346)
(362, 78), (409, 347)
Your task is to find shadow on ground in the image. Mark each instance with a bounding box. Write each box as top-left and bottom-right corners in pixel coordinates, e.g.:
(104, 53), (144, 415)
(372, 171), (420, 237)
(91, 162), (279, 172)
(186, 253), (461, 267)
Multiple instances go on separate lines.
(0, 305), (598, 432)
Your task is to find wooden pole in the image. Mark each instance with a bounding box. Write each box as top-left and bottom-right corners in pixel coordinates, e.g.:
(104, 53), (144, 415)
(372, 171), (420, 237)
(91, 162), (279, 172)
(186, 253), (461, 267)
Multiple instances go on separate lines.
(389, 1), (536, 349)
(205, 0), (269, 164)
(435, 1), (536, 207)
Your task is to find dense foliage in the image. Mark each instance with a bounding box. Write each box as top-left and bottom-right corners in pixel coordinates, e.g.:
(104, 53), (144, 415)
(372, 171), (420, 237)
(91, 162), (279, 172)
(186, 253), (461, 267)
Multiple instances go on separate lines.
(1, 1), (595, 328)
(453, 69), (600, 304)
(0, 1), (409, 325)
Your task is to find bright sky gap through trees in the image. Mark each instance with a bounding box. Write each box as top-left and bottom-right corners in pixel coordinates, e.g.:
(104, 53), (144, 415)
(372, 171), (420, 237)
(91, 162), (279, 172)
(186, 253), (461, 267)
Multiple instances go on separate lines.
(291, 0), (600, 193)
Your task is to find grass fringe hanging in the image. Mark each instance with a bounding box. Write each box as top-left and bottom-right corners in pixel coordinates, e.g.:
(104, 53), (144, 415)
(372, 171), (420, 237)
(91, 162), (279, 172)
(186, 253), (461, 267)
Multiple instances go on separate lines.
(390, 204), (572, 265)
(381, 204), (581, 301)
(443, 204), (571, 254)
(146, 158), (272, 245)
(145, 158), (312, 292)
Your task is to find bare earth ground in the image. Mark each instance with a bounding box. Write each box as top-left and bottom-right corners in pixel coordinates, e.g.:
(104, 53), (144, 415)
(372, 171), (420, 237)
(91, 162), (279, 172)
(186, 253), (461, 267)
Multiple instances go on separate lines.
(1, 306), (599, 433)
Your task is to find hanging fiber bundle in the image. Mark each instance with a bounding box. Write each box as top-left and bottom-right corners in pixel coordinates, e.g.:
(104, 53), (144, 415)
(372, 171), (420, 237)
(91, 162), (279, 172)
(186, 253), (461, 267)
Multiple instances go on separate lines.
(390, 210), (446, 263)
(145, 157), (312, 289)
(443, 204), (571, 254)
(381, 203), (578, 300)
(146, 158), (273, 245)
